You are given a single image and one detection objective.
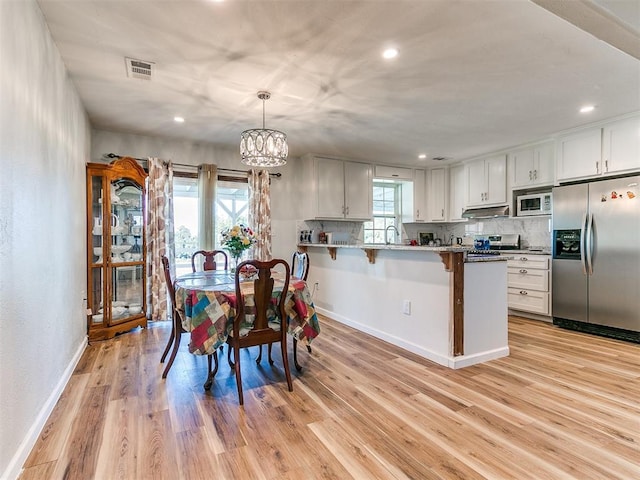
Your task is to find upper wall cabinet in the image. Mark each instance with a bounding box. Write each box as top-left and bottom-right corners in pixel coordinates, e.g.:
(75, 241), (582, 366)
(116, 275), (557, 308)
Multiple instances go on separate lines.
(556, 116), (640, 182)
(310, 156), (373, 220)
(556, 127), (602, 181)
(427, 167), (447, 222)
(449, 164), (467, 222)
(602, 116), (640, 175)
(466, 154), (507, 207)
(509, 141), (554, 188)
(374, 165), (413, 180)
(412, 168), (427, 222)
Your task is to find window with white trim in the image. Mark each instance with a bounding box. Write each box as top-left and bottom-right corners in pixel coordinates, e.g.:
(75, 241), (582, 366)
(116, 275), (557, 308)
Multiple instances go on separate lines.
(363, 181), (402, 244)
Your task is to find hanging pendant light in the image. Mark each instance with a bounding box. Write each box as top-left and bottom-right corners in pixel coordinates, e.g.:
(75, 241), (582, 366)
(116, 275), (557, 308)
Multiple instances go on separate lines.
(240, 91), (288, 167)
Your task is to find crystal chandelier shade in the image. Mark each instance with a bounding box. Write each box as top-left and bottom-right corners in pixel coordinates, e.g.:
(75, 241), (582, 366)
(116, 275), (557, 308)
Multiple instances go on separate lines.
(240, 91), (288, 167)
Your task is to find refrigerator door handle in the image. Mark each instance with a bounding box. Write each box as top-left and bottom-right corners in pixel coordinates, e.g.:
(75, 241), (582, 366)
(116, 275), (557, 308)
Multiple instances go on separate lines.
(585, 213), (594, 275)
(580, 212), (588, 275)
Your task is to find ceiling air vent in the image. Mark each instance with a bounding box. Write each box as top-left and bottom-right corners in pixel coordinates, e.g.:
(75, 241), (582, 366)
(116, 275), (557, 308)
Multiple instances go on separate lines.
(125, 57), (154, 80)
(432, 157), (447, 161)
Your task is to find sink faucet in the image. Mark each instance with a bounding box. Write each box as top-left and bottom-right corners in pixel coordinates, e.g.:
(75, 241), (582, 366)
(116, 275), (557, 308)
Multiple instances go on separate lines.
(385, 225), (400, 245)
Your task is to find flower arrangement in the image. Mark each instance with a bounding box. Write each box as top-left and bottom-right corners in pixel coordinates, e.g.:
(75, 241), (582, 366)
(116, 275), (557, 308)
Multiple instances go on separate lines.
(220, 224), (256, 264)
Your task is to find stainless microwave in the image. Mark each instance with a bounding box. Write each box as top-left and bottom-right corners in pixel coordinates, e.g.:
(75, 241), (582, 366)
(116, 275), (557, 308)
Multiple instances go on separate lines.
(516, 192), (552, 216)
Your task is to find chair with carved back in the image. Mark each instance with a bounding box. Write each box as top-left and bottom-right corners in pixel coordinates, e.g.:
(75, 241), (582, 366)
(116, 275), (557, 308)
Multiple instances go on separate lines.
(191, 249), (228, 272)
(160, 256), (218, 381)
(254, 250), (311, 371)
(225, 258), (293, 405)
(291, 250), (309, 281)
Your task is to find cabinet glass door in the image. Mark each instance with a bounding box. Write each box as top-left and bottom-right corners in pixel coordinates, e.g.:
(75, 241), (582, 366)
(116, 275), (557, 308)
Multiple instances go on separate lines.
(109, 178), (145, 323)
(89, 175), (105, 325)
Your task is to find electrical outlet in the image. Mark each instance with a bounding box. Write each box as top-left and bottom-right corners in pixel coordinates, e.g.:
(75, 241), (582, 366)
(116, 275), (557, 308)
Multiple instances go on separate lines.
(314, 281), (320, 291)
(402, 300), (411, 315)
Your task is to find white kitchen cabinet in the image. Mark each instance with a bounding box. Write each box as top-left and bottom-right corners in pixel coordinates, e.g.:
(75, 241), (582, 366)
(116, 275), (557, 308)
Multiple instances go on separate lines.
(509, 142), (554, 188)
(374, 165), (413, 180)
(448, 164), (467, 222)
(556, 127), (602, 181)
(557, 117), (640, 182)
(602, 116), (640, 175)
(412, 168), (427, 222)
(466, 154), (507, 207)
(505, 254), (551, 317)
(427, 167), (447, 221)
(314, 156), (372, 220)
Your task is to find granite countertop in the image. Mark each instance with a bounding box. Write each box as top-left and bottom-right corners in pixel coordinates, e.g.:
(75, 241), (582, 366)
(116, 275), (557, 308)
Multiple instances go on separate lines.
(300, 243), (468, 253)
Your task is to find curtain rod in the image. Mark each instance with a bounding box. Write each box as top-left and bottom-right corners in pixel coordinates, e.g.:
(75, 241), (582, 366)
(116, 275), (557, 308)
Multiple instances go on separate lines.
(103, 153), (282, 178)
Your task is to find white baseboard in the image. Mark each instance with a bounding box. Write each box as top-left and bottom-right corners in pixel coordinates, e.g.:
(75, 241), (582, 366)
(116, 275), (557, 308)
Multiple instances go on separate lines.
(447, 346), (510, 369)
(316, 307), (452, 367)
(316, 307), (509, 370)
(2, 337), (87, 480)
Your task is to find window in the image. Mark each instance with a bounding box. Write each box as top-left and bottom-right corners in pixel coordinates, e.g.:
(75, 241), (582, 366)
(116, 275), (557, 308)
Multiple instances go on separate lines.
(363, 181), (401, 244)
(172, 175), (248, 275)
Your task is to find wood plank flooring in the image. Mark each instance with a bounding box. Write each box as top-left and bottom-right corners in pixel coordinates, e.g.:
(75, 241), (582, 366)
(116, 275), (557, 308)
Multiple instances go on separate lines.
(20, 315), (640, 479)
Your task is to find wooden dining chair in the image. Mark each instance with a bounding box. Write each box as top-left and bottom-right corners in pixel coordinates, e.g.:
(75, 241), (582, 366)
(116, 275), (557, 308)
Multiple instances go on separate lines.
(191, 249), (228, 272)
(291, 250), (309, 281)
(226, 258), (293, 405)
(254, 250), (311, 372)
(160, 256), (217, 380)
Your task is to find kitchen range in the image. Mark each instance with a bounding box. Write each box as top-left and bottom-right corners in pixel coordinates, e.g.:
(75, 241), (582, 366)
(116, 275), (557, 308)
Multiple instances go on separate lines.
(552, 175), (640, 343)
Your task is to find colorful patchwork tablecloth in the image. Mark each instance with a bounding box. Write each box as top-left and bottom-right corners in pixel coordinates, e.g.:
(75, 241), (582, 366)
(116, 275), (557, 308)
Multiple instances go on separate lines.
(174, 271), (320, 356)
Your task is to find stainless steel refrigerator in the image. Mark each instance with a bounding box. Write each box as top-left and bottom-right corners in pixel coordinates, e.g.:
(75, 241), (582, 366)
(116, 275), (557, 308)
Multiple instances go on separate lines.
(552, 175), (640, 341)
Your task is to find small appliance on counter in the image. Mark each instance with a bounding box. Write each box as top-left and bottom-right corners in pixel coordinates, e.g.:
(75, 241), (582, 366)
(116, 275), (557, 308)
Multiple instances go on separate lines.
(467, 234), (520, 257)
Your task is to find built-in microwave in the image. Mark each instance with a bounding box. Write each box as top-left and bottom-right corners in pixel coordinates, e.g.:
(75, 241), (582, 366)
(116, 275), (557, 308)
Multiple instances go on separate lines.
(516, 192), (552, 216)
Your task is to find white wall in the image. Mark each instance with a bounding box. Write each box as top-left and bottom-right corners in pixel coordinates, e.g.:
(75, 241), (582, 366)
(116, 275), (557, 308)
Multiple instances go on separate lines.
(90, 129), (300, 262)
(0, 2), (90, 478)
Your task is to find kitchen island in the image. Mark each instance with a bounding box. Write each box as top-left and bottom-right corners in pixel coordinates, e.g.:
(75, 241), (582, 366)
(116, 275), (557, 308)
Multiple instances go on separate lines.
(300, 244), (508, 368)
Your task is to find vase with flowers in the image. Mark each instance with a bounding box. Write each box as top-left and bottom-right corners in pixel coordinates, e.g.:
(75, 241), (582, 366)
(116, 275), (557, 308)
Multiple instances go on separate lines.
(220, 223), (257, 271)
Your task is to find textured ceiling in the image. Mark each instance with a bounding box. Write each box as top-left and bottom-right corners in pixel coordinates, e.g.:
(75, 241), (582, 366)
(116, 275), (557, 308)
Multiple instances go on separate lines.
(37, 0), (640, 167)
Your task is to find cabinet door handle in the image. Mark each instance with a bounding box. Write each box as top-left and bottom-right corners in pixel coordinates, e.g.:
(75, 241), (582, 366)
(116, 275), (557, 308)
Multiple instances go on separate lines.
(441, 208), (444, 217)
(519, 290), (528, 295)
(529, 170), (532, 180)
(346, 206), (349, 215)
(596, 161), (599, 173)
(533, 169), (537, 180)
(519, 269), (528, 274)
(605, 160), (609, 172)
(416, 209), (420, 218)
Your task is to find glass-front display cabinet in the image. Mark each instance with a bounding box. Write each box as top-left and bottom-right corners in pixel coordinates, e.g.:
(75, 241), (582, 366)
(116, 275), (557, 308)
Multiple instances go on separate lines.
(86, 157), (147, 341)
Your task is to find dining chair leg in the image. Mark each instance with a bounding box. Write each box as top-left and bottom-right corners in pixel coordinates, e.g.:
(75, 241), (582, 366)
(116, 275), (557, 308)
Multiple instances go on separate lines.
(280, 339), (293, 392)
(267, 343), (274, 365)
(256, 345), (263, 364)
(160, 319), (175, 363)
(162, 327), (181, 379)
(227, 343), (234, 368)
(203, 351), (219, 391)
(233, 344), (244, 405)
(293, 338), (302, 372)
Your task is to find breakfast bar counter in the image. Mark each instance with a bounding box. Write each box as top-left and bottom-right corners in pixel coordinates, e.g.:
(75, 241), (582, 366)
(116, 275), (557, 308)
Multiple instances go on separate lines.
(301, 244), (508, 368)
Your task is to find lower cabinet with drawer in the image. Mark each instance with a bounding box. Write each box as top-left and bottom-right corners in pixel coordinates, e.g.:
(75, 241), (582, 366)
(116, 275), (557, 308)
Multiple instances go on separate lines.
(505, 254), (551, 319)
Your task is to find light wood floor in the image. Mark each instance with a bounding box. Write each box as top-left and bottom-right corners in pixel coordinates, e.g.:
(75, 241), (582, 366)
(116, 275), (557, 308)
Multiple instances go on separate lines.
(20, 315), (640, 480)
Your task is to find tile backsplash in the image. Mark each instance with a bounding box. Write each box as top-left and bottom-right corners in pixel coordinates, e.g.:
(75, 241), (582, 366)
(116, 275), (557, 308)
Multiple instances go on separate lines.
(403, 216), (552, 248)
(300, 216), (552, 249)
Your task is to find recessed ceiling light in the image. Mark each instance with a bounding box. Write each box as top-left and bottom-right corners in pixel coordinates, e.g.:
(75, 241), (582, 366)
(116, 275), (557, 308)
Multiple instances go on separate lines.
(580, 105), (595, 113)
(418, 154), (427, 159)
(382, 48), (398, 59)
(174, 116), (185, 123)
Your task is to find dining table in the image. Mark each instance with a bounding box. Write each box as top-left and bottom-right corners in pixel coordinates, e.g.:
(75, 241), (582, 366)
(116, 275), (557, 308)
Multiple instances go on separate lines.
(174, 269), (321, 373)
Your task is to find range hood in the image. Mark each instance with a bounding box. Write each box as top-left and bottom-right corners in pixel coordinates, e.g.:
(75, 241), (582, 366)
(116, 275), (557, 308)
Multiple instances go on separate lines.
(461, 205), (510, 219)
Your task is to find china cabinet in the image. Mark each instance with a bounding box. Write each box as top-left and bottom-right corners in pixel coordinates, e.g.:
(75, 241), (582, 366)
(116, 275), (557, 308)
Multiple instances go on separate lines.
(86, 157), (147, 341)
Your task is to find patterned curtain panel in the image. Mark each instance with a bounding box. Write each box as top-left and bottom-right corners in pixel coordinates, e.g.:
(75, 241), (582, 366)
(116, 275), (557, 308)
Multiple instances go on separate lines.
(198, 164), (217, 250)
(248, 169), (271, 261)
(146, 157), (175, 321)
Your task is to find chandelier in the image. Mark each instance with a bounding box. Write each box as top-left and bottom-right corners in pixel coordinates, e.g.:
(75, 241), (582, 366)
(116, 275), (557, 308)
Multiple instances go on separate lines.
(240, 91), (288, 167)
